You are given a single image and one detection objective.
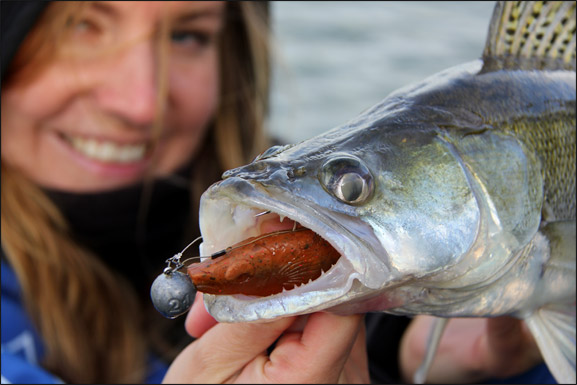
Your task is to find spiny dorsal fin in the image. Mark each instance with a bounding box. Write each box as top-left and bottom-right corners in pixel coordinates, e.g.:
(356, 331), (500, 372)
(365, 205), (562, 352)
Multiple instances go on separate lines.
(481, 1), (576, 73)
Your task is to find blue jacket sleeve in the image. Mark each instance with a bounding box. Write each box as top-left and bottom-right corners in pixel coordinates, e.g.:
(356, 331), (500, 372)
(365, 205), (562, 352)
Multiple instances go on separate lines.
(1, 352), (64, 384)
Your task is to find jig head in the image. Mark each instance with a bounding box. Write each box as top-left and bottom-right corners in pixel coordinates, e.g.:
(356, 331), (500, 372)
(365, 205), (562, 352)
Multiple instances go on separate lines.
(150, 238), (200, 319)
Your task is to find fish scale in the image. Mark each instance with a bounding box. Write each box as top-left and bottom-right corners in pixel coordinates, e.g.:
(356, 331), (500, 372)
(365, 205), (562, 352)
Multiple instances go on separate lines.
(396, 64), (575, 222)
(503, 115), (576, 221)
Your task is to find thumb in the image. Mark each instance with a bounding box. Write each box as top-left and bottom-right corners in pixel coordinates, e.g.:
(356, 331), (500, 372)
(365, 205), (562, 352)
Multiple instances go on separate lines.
(185, 292), (218, 338)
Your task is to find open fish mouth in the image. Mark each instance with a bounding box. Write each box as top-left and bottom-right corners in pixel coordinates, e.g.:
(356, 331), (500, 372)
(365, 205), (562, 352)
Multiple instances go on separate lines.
(198, 202), (357, 298)
(195, 181), (387, 321)
(188, 210), (343, 296)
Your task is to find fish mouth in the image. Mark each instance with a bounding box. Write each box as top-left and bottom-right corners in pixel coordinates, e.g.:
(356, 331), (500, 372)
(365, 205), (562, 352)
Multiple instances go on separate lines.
(191, 211), (341, 296)
(197, 179), (389, 322)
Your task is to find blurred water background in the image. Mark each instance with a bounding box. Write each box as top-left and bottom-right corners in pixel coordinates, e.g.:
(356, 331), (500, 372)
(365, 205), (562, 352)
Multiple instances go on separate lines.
(268, 1), (496, 144)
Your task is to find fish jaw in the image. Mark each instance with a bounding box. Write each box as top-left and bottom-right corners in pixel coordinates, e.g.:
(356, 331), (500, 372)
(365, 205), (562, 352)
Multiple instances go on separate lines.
(198, 177), (397, 322)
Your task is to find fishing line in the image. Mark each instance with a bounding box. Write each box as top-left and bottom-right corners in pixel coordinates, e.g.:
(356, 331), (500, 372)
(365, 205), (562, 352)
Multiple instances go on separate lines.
(163, 227), (309, 274)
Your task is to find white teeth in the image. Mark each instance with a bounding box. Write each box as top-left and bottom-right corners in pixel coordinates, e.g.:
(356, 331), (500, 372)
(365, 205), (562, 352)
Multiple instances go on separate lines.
(66, 135), (147, 163)
(279, 215), (286, 222)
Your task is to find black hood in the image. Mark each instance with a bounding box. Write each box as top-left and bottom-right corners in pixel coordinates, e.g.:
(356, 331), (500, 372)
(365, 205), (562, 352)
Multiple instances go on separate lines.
(42, 165), (195, 298)
(1, 1), (49, 81)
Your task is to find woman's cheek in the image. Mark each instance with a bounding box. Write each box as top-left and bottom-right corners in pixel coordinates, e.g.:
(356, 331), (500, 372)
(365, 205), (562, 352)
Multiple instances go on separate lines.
(4, 63), (80, 121)
(172, 50), (220, 127)
(153, 60), (219, 174)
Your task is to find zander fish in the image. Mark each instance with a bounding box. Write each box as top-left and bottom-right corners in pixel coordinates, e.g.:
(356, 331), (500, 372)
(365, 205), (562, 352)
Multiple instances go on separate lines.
(157, 1), (576, 383)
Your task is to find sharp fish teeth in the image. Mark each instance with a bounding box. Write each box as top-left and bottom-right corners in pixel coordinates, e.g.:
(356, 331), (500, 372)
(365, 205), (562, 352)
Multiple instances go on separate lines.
(67, 135), (147, 163)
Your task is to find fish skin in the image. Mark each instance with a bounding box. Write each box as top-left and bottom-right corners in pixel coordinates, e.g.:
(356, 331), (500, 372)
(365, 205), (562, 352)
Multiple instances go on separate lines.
(196, 1), (575, 382)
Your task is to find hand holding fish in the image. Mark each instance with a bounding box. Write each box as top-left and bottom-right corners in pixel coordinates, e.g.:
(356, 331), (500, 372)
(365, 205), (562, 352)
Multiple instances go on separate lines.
(400, 315), (544, 383)
(162, 293), (370, 383)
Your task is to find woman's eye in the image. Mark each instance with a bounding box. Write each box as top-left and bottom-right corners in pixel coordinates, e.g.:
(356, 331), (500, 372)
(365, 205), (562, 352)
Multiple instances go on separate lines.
(63, 16), (107, 54)
(74, 19), (97, 34)
(170, 30), (212, 48)
(66, 12), (102, 36)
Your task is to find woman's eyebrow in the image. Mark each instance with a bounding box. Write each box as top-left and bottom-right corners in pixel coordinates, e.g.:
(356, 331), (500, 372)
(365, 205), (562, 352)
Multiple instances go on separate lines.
(89, 2), (119, 20)
(174, 8), (225, 24)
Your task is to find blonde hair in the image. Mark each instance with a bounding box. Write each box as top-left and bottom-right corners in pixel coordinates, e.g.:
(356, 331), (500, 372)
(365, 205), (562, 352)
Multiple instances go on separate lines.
(1, 1), (271, 383)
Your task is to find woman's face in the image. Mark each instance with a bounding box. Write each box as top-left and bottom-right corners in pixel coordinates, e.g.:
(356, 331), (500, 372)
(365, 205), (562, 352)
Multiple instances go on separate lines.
(1, 1), (225, 192)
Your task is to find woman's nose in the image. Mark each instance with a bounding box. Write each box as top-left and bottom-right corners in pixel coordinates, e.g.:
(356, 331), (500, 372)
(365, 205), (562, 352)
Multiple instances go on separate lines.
(93, 39), (160, 126)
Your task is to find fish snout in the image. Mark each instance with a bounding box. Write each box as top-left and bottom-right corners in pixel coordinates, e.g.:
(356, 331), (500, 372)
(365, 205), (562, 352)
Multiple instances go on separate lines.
(222, 161), (305, 184)
(222, 161), (270, 180)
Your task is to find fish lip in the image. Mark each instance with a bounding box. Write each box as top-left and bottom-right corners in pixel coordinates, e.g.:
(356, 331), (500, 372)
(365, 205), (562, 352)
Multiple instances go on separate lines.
(198, 177), (389, 322)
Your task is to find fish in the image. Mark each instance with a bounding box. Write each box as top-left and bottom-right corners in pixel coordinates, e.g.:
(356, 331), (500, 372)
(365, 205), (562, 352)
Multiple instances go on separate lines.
(194, 1), (575, 383)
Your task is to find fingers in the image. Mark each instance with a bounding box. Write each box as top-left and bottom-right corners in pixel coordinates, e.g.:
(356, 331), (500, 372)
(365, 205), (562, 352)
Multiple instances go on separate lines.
(168, 308), (367, 384)
(164, 315), (295, 383)
(399, 315), (437, 382)
(400, 316), (487, 383)
(399, 315), (546, 384)
(263, 312), (365, 383)
(485, 316), (532, 354)
(339, 320), (370, 383)
(481, 317), (543, 377)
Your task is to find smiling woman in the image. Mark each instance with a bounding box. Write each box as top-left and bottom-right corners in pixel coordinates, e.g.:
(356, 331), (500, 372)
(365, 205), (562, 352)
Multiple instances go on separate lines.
(3, 1), (230, 192)
(0, 1), (271, 383)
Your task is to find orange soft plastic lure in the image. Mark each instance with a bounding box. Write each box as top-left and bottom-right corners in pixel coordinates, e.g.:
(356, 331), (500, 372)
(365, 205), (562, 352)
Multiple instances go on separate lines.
(186, 228), (340, 296)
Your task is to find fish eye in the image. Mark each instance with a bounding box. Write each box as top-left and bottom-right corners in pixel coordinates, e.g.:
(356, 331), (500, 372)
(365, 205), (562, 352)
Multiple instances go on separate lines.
(319, 155), (374, 205)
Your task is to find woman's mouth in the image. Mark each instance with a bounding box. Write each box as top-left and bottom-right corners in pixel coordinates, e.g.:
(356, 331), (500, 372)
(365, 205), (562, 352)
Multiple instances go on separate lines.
(62, 133), (150, 164)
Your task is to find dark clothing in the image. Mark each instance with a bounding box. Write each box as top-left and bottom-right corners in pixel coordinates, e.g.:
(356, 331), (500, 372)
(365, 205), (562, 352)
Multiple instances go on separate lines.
(365, 312), (413, 383)
(42, 165), (195, 299)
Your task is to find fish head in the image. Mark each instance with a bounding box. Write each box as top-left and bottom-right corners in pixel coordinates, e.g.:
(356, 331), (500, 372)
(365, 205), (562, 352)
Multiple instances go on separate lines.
(197, 109), (483, 322)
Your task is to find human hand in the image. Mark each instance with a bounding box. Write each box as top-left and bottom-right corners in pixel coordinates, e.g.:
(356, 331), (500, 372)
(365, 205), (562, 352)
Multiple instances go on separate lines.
(399, 315), (543, 383)
(163, 293), (370, 383)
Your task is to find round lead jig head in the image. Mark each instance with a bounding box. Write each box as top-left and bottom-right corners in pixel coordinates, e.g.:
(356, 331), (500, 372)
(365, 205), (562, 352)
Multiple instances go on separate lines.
(151, 268), (196, 319)
(150, 238), (201, 319)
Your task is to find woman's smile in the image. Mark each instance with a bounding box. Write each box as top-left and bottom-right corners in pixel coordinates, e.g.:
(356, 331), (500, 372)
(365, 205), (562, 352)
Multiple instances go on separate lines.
(50, 128), (156, 181)
(61, 133), (150, 164)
